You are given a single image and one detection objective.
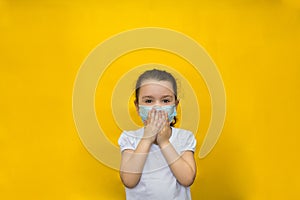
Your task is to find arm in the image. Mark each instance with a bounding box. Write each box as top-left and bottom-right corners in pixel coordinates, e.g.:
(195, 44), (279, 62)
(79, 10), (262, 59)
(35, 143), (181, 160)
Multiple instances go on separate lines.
(120, 109), (165, 188)
(157, 112), (196, 187)
(120, 139), (152, 188)
(160, 142), (196, 187)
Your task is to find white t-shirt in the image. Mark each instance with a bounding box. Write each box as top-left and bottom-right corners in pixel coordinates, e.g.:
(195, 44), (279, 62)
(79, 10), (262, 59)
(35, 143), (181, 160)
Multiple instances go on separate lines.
(118, 127), (196, 200)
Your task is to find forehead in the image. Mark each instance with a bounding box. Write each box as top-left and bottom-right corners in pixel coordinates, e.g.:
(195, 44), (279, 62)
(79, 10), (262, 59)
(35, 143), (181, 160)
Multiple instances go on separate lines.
(139, 80), (174, 96)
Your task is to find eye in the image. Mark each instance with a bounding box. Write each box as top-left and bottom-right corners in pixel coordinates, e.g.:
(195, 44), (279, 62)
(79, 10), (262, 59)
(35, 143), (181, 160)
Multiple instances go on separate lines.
(145, 99), (152, 103)
(162, 99), (170, 103)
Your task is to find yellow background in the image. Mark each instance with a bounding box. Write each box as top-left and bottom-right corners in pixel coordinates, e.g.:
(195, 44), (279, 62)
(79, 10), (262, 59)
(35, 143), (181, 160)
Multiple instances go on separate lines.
(1, 0), (300, 199)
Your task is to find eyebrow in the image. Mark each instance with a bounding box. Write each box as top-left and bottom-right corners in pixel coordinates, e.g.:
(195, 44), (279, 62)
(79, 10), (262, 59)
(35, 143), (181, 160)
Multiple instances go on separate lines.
(142, 96), (154, 99)
(141, 95), (173, 99)
(161, 95), (173, 98)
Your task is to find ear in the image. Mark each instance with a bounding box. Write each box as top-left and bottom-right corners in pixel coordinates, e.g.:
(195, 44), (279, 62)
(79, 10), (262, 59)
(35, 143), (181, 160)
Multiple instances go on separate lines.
(134, 99), (139, 113)
(175, 99), (180, 108)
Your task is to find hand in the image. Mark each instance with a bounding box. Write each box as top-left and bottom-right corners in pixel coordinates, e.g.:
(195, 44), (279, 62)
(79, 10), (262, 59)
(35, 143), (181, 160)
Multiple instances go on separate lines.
(156, 112), (172, 148)
(143, 109), (165, 143)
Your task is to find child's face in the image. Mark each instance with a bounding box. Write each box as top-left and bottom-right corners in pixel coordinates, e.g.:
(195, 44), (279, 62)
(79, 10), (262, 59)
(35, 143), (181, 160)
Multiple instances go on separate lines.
(137, 79), (177, 107)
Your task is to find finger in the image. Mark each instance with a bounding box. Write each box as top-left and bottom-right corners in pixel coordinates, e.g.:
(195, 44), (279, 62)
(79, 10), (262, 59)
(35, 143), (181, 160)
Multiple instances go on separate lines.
(165, 112), (169, 123)
(160, 110), (165, 121)
(153, 109), (158, 122)
(148, 109), (154, 124)
(152, 110), (160, 129)
(158, 111), (165, 130)
(160, 111), (167, 124)
(161, 111), (166, 121)
(145, 111), (150, 125)
(157, 110), (162, 121)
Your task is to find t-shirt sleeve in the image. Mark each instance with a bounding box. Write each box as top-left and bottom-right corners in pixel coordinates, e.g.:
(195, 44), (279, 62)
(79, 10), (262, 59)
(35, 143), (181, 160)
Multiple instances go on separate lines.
(183, 131), (197, 152)
(118, 131), (136, 152)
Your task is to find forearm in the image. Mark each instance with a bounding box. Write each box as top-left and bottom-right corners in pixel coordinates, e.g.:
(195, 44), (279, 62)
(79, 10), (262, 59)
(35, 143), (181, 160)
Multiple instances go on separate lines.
(160, 142), (196, 187)
(120, 139), (152, 188)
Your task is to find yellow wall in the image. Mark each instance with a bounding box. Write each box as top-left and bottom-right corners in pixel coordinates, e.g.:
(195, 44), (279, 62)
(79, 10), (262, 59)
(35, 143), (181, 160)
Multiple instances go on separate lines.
(1, 0), (300, 199)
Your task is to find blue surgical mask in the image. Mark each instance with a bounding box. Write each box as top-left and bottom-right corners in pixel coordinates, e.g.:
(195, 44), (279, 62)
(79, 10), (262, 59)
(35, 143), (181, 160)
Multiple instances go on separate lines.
(138, 105), (177, 123)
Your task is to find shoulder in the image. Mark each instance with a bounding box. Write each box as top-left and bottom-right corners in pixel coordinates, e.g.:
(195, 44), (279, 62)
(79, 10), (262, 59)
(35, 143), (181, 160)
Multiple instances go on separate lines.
(170, 127), (196, 152)
(119, 128), (144, 137)
(171, 127), (195, 139)
(118, 128), (144, 151)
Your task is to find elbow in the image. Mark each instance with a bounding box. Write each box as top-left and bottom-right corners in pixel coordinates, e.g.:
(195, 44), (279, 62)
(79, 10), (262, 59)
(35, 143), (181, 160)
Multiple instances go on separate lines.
(179, 179), (194, 187)
(122, 180), (139, 189)
(179, 178), (195, 187)
(125, 183), (138, 189)
(120, 172), (140, 188)
(178, 173), (196, 187)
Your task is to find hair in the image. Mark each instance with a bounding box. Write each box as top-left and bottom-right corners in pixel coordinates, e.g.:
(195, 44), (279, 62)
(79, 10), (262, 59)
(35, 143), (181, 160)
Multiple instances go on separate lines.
(135, 69), (178, 126)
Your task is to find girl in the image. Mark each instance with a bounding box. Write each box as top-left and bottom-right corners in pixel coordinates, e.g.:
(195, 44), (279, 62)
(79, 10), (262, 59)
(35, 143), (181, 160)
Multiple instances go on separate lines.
(118, 69), (197, 200)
